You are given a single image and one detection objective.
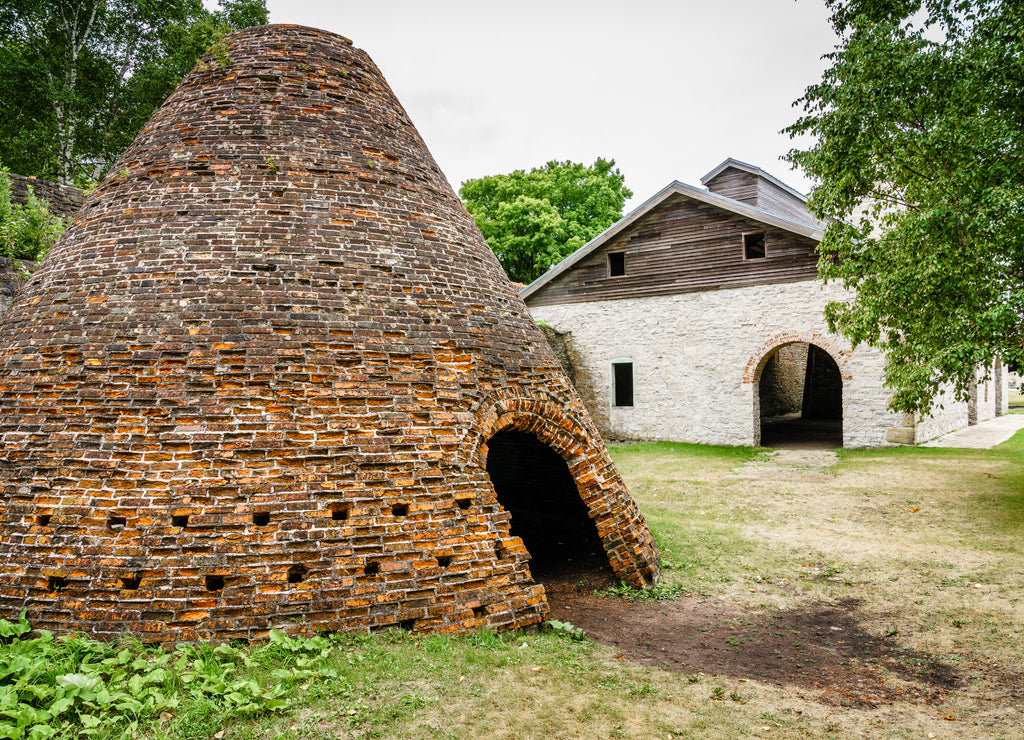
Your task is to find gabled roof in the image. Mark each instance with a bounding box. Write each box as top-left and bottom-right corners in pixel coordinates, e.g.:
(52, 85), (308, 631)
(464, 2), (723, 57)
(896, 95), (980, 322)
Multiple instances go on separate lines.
(520, 178), (825, 300)
(700, 157), (810, 205)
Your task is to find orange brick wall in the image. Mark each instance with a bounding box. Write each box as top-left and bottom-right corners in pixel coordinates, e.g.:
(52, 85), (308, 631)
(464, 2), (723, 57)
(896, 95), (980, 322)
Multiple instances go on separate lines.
(0, 25), (658, 642)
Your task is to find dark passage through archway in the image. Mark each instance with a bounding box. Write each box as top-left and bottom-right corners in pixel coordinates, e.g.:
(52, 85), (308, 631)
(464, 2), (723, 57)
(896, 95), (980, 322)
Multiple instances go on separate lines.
(759, 343), (843, 448)
(485, 431), (614, 585)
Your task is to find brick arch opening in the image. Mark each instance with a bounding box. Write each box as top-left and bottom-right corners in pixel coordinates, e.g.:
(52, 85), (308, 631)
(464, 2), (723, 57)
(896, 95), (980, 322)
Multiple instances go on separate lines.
(485, 430), (613, 584)
(752, 341), (843, 448)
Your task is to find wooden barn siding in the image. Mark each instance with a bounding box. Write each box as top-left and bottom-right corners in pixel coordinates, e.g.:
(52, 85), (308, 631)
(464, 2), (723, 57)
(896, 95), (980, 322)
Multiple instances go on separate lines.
(527, 194), (820, 306)
(704, 168), (759, 206)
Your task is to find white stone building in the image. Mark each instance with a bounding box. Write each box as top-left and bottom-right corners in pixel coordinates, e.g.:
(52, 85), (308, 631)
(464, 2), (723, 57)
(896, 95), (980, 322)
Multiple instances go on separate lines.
(522, 159), (1008, 448)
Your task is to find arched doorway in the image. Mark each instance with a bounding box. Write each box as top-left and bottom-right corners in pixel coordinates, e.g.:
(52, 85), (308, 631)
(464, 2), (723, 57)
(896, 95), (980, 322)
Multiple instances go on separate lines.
(485, 430), (613, 586)
(757, 342), (843, 448)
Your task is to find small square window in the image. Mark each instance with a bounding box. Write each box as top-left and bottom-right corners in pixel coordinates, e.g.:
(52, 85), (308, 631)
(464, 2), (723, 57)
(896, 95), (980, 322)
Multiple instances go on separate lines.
(743, 232), (766, 259)
(608, 251), (625, 276)
(612, 361), (634, 407)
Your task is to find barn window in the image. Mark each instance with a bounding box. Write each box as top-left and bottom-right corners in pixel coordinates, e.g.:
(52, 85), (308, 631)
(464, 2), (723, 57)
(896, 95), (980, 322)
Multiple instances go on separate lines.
(743, 232), (766, 259)
(612, 360), (634, 407)
(608, 251), (625, 276)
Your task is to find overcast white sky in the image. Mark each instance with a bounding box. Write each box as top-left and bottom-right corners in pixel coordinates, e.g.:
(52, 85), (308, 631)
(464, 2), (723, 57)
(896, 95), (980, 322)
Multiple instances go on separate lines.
(259, 0), (840, 211)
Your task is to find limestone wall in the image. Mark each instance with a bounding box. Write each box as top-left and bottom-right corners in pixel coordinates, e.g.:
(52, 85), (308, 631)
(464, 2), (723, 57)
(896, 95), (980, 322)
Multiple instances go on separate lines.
(529, 280), (903, 447)
(913, 384), (969, 444)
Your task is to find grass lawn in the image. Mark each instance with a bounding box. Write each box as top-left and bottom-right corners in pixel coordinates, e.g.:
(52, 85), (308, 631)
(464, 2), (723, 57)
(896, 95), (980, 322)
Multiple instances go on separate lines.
(3, 434), (1022, 739)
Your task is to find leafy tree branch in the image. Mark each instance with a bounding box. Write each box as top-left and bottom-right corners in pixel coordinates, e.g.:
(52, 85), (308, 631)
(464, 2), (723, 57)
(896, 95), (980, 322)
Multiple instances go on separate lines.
(787, 0), (1024, 413)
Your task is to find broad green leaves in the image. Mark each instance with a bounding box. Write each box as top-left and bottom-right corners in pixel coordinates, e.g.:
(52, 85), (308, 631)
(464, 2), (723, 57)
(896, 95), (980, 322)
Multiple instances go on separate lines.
(460, 158), (632, 284)
(0, 614), (339, 739)
(787, 0), (1024, 414)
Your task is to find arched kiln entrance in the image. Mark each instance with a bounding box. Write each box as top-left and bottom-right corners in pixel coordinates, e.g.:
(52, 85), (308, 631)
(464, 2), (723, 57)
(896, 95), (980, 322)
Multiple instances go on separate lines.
(485, 430), (614, 585)
(756, 341), (843, 448)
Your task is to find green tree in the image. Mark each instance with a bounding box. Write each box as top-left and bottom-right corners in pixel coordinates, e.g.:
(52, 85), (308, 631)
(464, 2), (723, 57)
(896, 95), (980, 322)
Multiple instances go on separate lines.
(0, 0), (268, 186)
(460, 158), (632, 284)
(786, 0), (1024, 414)
(0, 167), (65, 261)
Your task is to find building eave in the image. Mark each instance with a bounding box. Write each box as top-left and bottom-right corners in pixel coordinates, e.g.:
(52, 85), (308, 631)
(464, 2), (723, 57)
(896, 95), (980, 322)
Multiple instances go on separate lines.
(520, 180), (824, 301)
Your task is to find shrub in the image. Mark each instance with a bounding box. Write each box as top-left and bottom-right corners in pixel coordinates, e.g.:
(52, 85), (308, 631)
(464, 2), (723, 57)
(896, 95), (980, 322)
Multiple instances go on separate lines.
(0, 168), (65, 262)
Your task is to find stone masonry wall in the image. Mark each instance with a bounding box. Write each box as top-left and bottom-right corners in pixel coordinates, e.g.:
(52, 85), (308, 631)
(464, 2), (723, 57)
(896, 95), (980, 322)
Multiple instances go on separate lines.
(913, 384), (969, 444)
(7, 174), (85, 220)
(529, 280), (904, 448)
(758, 343), (807, 417)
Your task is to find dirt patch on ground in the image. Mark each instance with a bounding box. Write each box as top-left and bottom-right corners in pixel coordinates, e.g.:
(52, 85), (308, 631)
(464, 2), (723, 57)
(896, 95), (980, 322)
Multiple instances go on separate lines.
(540, 443), (1024, 719)
(546, 583), (970, 709)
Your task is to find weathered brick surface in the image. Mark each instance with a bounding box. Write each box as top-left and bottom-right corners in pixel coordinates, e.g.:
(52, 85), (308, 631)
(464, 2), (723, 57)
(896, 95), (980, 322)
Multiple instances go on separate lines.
(0, 25), (658, 641)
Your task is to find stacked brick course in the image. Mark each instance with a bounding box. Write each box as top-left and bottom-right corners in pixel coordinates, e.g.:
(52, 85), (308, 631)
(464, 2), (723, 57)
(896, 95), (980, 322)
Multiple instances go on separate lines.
(0, 25), (658, 641)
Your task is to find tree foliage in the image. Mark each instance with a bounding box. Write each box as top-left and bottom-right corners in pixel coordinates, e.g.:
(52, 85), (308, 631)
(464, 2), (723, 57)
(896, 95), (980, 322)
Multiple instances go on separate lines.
(459, 158), (632, 284)
(0, 0), (268, 186)
(0, 167), (65, 261)
(787, 0), (1024, 414)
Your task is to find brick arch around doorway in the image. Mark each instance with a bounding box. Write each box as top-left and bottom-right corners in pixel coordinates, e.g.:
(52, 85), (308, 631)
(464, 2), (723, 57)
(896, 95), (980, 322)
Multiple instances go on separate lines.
(459, 389), (659, 589)
(743, 333), (852, 448)
(743, 332), (853, 385)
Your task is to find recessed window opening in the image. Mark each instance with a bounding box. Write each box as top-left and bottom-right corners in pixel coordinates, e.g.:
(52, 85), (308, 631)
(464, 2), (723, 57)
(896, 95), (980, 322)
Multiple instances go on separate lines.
(612, 360), (634, 408)
(287, 564), (307, 584)
(252, 511), (270, 526)
(391, 502), (409, 517)
(330, 503), (350, 521)
(743, 232), (766, 259)
(484, 430), (614, 585)
(120, 574), (141, 590)
(107, 515), (127, 529)
(607, 251), (626, 277)
(204, 575), (224, 591)
(757, 342), (843, 449)
(172, 514), (189, 528)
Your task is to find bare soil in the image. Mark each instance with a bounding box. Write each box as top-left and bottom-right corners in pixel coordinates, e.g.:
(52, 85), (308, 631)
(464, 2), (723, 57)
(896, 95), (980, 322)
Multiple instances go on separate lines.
(544, 445), (1024, 719)
(546, 584), (1018, 710)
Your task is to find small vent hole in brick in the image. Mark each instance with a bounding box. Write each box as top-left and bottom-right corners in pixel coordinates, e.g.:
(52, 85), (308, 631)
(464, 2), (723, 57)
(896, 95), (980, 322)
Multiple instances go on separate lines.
(36, 514), (51, 526)
(108, 515), (126, 529)
(391, 502), (409, 517)
(330, 504), (350, 522)
(364, 561), (380, 576)
(48, 576), (67, 592)
(120, 574), (141, 590)
(251, 263), (277, 272)
(287, 564), (307, 584)
(172, 514), (189, 528)
(456, 497), (472, 511)
(473, 606), (487, 619)
(204, 575), (224, 592)
(397, 618), (416, 631)
(436, 555), (453, 568)
(252, 511), (270, 526)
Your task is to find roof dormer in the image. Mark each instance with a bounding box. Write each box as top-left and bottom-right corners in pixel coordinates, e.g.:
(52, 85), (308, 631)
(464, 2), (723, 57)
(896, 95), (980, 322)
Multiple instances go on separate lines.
(701, 158), (819, 227)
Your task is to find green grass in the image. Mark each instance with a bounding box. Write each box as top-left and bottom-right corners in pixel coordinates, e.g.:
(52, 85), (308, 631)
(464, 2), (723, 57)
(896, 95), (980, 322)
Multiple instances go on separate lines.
(4, 437), (1024, 738)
